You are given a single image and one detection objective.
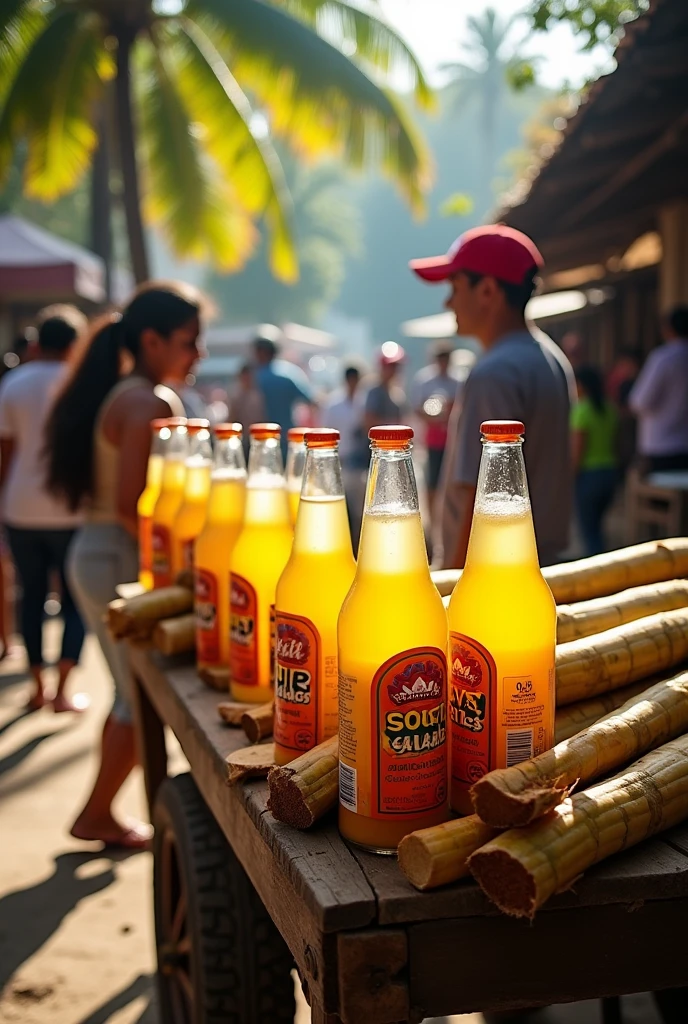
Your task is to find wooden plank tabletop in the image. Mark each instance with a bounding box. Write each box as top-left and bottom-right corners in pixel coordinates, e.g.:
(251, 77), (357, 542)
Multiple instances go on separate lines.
(131, 652), (688, 930)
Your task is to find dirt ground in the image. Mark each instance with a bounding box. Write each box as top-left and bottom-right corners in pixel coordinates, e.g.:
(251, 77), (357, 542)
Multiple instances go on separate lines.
(0, 620), (663, 1024)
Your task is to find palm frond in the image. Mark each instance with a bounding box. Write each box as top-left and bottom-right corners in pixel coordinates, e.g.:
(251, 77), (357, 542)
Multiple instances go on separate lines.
(272, 0), (433, 110)
(0, 3), (47, 111)
(137, 33), (258, 272)
(168, 17), (297, 282)
(186, 0), (432, 213)
(0, 9), (113, 199)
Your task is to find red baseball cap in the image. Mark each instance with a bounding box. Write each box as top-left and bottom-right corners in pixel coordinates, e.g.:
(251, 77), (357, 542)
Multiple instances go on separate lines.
(409, 224), (543, 286)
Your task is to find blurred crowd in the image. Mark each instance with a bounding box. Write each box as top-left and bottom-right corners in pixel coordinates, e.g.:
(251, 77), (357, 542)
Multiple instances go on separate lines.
(1, 226), (687, 846)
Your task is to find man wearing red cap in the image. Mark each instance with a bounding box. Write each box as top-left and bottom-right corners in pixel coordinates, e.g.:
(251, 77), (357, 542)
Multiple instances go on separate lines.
(410, 224), (574, 568)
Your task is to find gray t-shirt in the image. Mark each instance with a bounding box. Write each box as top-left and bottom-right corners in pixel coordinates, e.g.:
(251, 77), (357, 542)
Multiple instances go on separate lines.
(364, 383), (406, 424)
(441, 329), (574, 566)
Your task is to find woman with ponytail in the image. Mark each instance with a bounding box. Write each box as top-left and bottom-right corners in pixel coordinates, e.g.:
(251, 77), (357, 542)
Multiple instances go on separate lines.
(45, 281), (204, 848)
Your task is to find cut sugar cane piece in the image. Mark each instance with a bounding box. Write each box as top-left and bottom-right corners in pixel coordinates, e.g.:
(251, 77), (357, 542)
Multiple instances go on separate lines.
(199, 666), (230, 691)
(554, 678), (655, 743)
(469, 734), (688, 918)
(432, 538), (688, 604)
(543, 537), (688, 604)
(556, 579), (688, 644)
(268, 735), (339, 828)
(398, 815), (500, 891)
(241, 702), (274, 743)
(555, 606), (688, 706)
(472, 670), (688, 827)
(152, 614), (196, 656)
(226, 743), (276, 784)
(108, 585), (193, 639)
(217, 701), (255, 725)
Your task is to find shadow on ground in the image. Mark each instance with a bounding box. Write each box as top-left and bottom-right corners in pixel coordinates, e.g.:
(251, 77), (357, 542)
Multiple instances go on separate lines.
(75, 973), (158, 1024)
(0, 851), (120, 991)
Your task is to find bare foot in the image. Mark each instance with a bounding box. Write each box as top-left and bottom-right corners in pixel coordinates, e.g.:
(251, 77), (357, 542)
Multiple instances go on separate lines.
(70, 815), (152, 850)
(53, 692), (90, 714)
(27, 691), (47, 712)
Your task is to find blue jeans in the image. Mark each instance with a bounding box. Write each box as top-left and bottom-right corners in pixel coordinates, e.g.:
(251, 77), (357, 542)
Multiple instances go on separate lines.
(6, 526), (86, 667)
(575, 468), (618, 557)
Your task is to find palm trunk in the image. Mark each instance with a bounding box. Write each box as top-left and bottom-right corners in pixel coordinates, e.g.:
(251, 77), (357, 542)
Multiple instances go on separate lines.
(114, 24), (149, 284)
(90, 101), (113, 302)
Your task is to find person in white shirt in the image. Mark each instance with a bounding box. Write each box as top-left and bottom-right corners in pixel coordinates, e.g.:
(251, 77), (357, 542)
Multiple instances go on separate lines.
(323, 364), (368, 550)
(0, 305), (87, 712)
(629, 306), (688, 473)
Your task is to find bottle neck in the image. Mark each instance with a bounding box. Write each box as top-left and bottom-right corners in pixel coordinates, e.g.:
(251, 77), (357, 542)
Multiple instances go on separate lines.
(206, 437), (247, 523)
(468, 440), (539, 566)
(245, 436), (289, 525)
(151, 430), (167, 458)
(247, 436), (285, 482)
(292, 446), (352, 556)
(286, 441), (306, 494)
(167, 425), (189, 460)
(357, 444), (428, 575)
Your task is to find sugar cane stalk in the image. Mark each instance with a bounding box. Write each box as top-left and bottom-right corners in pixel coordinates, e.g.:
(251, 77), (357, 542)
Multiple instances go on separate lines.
(241, 703), (274, 743)
(556, 579), (688, 644)
(472, 671), (688, 828)
(398, 815), (500, 891)
(554, 679), (656, 743)
(152, 613), (196, 656)
(268, 736), (339, 828)
(469, 734), (688, 918)
(108, 585), (193, 639)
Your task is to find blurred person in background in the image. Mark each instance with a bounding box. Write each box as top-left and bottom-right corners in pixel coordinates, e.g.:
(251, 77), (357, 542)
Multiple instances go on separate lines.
(561, 330), (584, 371)
(364, 342), (408, 430)
(411, 225), (574, 568)
(412, 340), (463, 522)
(323, 362), (369, 550)
(0, 306), (87, 707)
(207, 386), (229, 425)
(229, 362), (265, 457)
(44, 282), (199, 848)
(629, 306), (688, 473)
(607, 348), (641, 477)
(253, 327), (315, 455)
(571, 366), (618, 556)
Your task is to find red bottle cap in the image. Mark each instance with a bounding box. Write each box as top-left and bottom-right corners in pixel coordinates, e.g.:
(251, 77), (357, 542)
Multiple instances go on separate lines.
(369, 425), (414, 443)
(151, 418), (172, 431)
(187, 418), (210, 434)
(480, 420), (525, 441)
(304, 428), (340, 448)
(167, 417), (188, 428)
(214, 422), (243, 439)
(250, 422), (281, 439)
(287, 427), (306, 443)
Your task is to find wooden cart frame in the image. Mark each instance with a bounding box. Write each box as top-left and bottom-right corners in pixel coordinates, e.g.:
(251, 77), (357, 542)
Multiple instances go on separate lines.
(129, 645), (688, 1024)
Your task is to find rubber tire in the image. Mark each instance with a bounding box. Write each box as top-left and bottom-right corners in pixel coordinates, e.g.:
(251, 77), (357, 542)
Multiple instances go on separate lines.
(153, 772), (296, 1024)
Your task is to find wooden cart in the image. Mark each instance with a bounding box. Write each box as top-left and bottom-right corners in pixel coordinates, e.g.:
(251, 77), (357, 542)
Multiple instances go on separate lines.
(128, 645), (688, 1024)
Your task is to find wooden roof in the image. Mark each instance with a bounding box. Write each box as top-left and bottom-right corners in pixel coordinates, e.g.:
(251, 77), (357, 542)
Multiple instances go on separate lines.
(500, 0), (688, 273)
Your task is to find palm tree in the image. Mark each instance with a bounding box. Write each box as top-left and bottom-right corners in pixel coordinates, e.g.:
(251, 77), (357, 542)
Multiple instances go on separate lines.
(442, 8), (533, 191)
(0, 0), (432, 287)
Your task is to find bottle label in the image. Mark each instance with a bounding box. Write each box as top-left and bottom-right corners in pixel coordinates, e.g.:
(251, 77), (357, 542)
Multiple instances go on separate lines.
(270, 604), (276, 683)
(151, 524), (172, 586)
(449, 632), (497, 789)
(371, 647), (448, 818)
(273, 612), (320, 753)
(139, 516), (152, 574)
(182, 538), (195, 571)
(195, 568), (219, 665)
(230, 574), (258, 686)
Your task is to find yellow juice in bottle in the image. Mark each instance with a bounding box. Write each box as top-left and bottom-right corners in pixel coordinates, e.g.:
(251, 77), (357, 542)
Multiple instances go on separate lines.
(338, 426), (449, 853)
(151, 418), (188, 588)
(195, 424), (247, 674)
(274, 429), (356, 765)
(137, 418), (168, 590)
(447, 420), (556, 815)
(172, 419), (212, 576)
(230, 423), (293, 704)
(286, 427), (306, 526)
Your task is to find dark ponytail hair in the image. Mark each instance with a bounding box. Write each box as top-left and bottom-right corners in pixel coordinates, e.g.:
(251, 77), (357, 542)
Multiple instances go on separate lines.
(575, 365), (607, 415)
(45, 281), (202, 512)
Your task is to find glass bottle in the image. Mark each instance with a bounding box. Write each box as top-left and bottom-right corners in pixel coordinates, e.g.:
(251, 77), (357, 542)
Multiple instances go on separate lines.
(138, 418), (170, 590)
(286, 427), (307, 526)
(172, 418), (212, 576)
(151, 417), (188, 588)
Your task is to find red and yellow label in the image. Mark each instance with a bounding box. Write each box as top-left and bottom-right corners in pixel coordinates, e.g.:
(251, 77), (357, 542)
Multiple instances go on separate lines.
(449, 632), (497, 790)
(151, 524), (172, 587)
(273, 612), (320, 753)
(229, 574), (258, 686)
(195, 568), (219, 665)
(182, 538), (195, 571)
(371, 647), (447, 818)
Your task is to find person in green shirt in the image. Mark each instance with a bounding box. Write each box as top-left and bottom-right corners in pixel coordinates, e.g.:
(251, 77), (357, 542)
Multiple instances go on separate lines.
(570, 366), (618, 556)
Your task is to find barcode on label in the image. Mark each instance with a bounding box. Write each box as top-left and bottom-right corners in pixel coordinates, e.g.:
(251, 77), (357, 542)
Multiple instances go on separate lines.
(506, 728), (533, 767)
(339, 761), (357, 812)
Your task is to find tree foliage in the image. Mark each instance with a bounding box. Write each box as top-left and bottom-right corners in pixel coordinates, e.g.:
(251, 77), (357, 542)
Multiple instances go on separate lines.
(528, 0), (649, 50)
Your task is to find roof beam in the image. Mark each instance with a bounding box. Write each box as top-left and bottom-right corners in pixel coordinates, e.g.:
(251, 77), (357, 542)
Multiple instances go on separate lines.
(556, 108), (688, 230)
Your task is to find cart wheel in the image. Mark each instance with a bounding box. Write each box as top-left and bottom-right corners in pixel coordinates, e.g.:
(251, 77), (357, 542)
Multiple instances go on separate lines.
(153, 773), (296, 1024)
